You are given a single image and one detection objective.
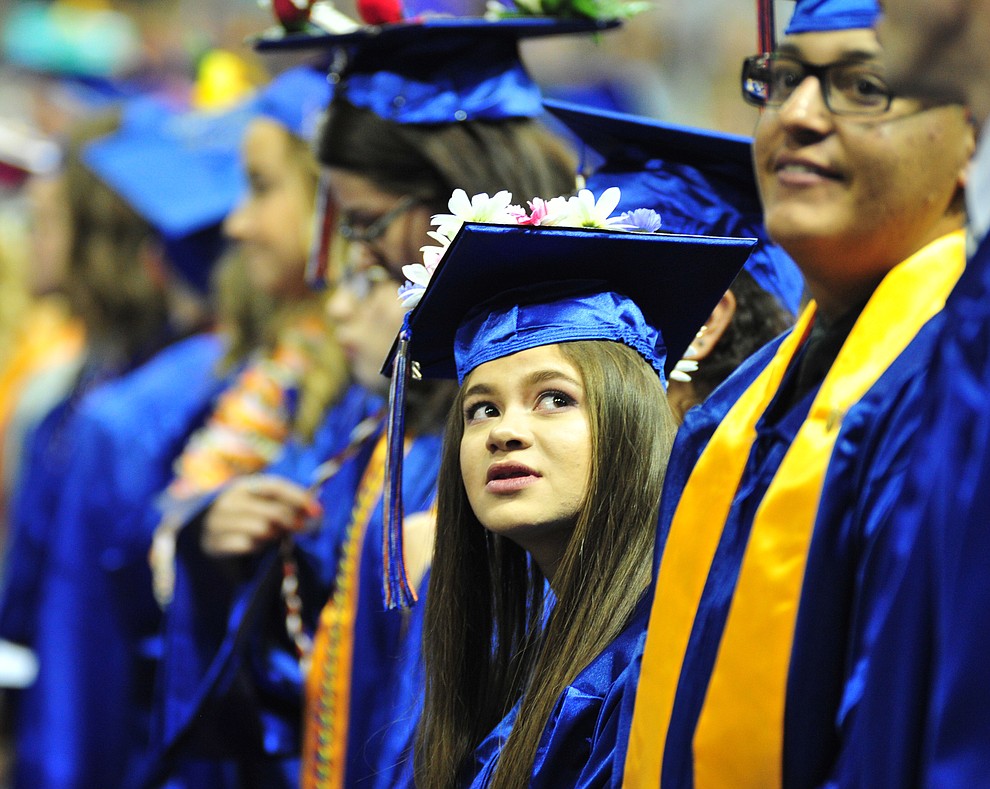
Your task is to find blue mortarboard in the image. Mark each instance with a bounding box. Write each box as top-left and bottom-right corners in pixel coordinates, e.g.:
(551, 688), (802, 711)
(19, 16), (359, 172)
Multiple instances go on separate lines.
(254, 64), (333, 141)
(784, 0), (880, 34)
(254, 17), (619, 124)
(380, 220), (756, 608)
(82, 97), (256, 292)
(544, 99), (805, 315)
(398, 225), (756, 382)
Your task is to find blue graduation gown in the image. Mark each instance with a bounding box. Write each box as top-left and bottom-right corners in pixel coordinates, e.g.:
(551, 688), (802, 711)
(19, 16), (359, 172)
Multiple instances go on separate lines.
(150, 394), (441, 789)
(465, 596), (650, 789)
(832, 233), (990, 788)
(623, 304), (951, 788)
(2, 333), (228, 789)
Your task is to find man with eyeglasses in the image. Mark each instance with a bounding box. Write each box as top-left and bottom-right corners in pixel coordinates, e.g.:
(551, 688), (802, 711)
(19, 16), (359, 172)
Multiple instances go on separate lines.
(817, 1), (990, 786)
(620, 0), (974, 786)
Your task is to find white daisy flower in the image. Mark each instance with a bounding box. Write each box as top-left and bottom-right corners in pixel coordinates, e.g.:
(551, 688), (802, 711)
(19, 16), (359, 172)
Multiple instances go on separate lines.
(431, 189), (515, 240)
(669, 358), (699, 383)
(560, 187), (625, 229)
(419, 230), (452, 271)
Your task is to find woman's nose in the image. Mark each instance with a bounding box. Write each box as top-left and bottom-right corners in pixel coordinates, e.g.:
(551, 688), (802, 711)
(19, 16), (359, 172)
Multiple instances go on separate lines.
(486, 413), (533, 453)
(223, 197), (250, 241)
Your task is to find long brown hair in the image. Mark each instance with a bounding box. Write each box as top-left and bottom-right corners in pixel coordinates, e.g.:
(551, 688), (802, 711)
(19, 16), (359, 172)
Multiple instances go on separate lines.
(62, 110), (170, 366)
(316, 98), (578, 216)
(416, 340), (677, 787)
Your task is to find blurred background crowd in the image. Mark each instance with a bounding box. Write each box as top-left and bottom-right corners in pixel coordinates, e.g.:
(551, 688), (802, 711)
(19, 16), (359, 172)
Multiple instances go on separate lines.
(0, 0), (775, 785)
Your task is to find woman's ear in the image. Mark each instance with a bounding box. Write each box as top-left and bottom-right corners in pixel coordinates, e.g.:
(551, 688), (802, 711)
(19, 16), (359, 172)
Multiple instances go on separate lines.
(685, 289), (737, 362)
(138, 238), (169, 290)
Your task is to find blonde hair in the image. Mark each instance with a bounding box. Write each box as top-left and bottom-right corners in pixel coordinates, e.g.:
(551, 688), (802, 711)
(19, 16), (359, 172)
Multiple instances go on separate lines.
(0, 207), (32, 369)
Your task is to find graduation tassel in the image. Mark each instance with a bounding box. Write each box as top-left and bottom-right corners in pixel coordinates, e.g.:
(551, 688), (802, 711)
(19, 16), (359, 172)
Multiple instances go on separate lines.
(382, 313), (418, 610)
(306, 172), (335, 289)
(757, 0), (777, 54)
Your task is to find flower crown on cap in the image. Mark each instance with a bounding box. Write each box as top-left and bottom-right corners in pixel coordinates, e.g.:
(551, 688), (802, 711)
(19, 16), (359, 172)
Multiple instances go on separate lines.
(486, 0), (649, 21)
(394, 186), (698, 382)
(260, 0), (647, 33)
(397, 186), (662, 310)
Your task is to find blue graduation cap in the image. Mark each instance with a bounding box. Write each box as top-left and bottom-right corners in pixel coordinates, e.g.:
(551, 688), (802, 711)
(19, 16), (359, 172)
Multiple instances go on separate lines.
(82, 96), (256, 292)
(81, 66), (332, 292)
(254, 64), (333, 141)
(380, 209), (757, 607)
(399, 225), (756, 382)
(254, 17), (619, 124)
(785, 0), (880, 34)
(543, 99), (805, 316)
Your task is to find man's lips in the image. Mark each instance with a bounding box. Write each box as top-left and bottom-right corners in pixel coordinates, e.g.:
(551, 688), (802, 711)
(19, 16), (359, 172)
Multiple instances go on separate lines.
(773, 155), (842, 184)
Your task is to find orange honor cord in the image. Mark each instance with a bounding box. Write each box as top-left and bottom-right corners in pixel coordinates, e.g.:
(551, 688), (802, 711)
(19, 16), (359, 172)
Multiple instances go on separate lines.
(302, 435), (388, 789)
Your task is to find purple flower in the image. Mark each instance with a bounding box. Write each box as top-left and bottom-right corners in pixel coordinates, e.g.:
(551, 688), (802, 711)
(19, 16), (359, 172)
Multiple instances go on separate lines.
(618, 208), (663, 233)
(397, 281), (425, 310)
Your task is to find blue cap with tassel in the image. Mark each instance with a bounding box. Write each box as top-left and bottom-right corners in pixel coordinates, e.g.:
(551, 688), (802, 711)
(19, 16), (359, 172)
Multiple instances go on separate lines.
(378, 186), (758, 607)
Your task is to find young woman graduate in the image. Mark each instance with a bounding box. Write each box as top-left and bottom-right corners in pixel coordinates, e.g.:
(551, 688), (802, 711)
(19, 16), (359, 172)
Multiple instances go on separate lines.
(382, 189), (754, 787)
(150, 15), (588, 789)
(621, 0), (975, 786)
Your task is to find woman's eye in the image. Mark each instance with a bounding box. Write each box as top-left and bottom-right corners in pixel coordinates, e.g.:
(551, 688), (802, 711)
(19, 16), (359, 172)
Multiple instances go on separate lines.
(536, 391), (576, 411)
(465, 402), (499, 422)
(247, 168), (275, 192)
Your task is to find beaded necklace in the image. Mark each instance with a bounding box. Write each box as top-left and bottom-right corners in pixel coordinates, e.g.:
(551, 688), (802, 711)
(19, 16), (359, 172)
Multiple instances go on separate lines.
(299, 433), (390, 788)
(280, 408), (386, 672)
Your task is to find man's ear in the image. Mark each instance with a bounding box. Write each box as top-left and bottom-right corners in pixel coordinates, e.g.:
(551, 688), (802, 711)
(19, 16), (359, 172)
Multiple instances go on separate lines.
(686, 289), (737, 362)
(959, 107), (977, 190)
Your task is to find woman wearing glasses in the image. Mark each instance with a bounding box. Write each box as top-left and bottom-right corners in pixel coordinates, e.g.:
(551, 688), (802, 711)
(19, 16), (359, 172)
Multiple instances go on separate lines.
(621, 0), (976, 786)
(150, 20), (580, 789)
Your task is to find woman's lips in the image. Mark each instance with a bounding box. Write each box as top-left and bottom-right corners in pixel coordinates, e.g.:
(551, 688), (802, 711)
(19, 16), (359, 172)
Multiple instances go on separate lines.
(485, 462), (541, 493)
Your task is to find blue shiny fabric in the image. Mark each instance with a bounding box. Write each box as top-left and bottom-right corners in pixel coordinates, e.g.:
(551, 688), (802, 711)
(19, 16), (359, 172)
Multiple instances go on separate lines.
(145, 383), (375, 787)
(1, 334), (228, 789)
(615, 302), (950, 787)
(455, 289), (667, 383)
(784, 0), (880, 34)
(827, 234), (990, 788)
(464, 595), (650, 788)
(148, 388), (441, 789)
(340, 444), (439, 787)
(343, 45), (541, 123)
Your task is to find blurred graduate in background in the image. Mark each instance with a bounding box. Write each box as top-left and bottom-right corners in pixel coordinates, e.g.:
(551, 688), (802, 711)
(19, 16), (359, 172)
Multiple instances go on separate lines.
(0, 64), (271, 788)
